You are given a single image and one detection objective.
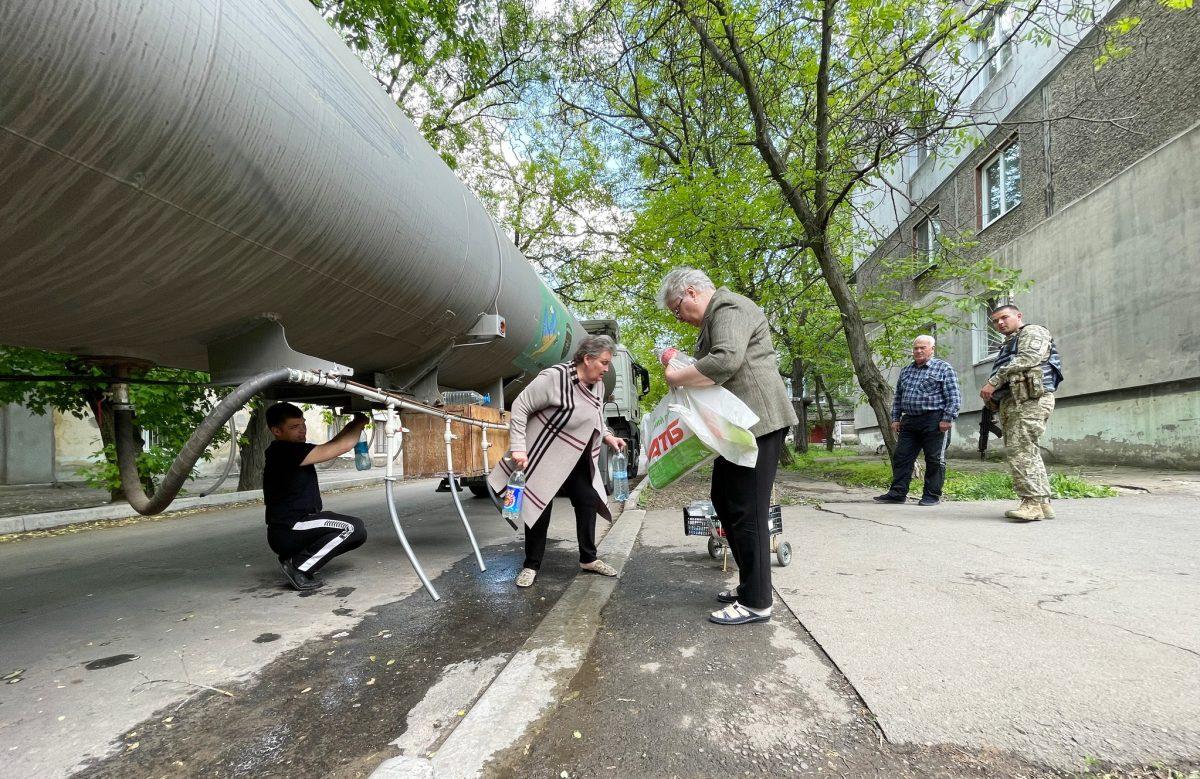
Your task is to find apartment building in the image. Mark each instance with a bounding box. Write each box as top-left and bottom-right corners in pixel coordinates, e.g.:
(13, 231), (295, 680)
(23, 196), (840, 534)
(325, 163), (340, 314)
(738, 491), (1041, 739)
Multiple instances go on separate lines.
(852, 0), (1200, 467)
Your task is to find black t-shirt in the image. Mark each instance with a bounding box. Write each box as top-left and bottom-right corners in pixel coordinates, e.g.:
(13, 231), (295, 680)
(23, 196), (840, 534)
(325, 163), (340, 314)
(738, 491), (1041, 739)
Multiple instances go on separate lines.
(262, 440), (322, 526)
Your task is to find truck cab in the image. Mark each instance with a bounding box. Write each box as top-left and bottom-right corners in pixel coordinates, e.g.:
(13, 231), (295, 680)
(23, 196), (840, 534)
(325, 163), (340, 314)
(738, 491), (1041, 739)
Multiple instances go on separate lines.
(582, 320), (650, 492)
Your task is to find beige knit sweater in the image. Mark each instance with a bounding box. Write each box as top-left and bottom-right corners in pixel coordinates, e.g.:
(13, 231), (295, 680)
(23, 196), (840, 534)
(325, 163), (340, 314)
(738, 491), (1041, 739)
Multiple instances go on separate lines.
(487, 362), (613, 527)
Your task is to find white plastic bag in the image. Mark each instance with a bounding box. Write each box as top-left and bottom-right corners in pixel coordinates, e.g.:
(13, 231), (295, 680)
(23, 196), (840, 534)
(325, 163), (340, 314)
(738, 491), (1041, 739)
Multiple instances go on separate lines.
(640, 350), (760, 488)
(670, 385), (759, 466)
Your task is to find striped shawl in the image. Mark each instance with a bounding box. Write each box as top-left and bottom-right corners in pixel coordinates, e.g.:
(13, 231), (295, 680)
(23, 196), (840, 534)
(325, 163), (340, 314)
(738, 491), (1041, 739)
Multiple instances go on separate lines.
(487, 362), (612, 528)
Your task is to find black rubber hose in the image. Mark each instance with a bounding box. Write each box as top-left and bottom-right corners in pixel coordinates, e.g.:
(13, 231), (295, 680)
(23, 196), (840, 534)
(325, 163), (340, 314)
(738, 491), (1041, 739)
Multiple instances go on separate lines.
(114, 368), (293, 515)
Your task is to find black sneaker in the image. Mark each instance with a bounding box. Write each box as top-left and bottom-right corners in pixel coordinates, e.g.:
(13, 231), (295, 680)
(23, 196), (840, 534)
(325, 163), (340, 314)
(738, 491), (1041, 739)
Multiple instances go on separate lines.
(873, 493), (905, 503)
(917, 497), (940, 506)
(279, 559), (323, 591)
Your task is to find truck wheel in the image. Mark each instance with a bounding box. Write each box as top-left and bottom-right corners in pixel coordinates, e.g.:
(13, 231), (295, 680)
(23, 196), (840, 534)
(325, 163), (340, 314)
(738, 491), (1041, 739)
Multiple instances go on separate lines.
(624, 437), (639, 477)
(468, 484), (491, 499)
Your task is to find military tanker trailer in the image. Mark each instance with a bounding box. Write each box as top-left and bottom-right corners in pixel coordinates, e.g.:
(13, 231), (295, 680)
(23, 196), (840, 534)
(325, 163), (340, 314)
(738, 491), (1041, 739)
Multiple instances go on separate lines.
(0, 0), (588, 405)
(0, 1), (639, 594)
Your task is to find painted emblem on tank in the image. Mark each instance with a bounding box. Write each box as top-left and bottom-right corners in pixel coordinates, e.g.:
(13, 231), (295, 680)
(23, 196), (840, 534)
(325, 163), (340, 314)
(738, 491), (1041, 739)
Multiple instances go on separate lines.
(514, 290), (571, 372)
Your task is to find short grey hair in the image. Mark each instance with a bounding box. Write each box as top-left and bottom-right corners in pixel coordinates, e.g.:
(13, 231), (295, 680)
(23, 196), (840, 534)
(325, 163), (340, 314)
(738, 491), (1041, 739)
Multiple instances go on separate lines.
(573, 334), (615, 364)
(656, 268), (716, 310)
(914, 334), (936, 348)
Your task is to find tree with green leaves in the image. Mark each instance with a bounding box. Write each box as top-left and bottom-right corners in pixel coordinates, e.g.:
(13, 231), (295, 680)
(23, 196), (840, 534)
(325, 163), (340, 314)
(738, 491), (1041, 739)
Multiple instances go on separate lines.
(545, 0), (1118, 453)
(0, 347), (230, 497)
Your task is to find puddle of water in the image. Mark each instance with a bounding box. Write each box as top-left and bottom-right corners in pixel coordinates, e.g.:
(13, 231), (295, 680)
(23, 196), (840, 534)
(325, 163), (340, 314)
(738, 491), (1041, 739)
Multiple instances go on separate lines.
(253, 633), (281, 644)
(84, 654), (139, 671)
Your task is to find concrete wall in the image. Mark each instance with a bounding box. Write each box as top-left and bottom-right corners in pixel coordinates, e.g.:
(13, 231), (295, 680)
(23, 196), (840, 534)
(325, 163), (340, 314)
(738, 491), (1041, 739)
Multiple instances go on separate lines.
(852, 0), (1200, 467)
(0, 404), (55, 484)
(853, 0), (1118, 259)
(52, 409), (103, 482)
(857, 122), (1200, 466)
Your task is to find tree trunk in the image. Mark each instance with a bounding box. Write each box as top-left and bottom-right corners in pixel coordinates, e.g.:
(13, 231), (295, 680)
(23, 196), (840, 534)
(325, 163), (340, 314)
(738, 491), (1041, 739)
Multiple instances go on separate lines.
(682, 0), (899, 457)
(821, 378), (837, 452)
(811, 375), (828, 447)
(806, 242), (896, 455)
(791, 361), (809, 454)
(237, 400), (271, 491)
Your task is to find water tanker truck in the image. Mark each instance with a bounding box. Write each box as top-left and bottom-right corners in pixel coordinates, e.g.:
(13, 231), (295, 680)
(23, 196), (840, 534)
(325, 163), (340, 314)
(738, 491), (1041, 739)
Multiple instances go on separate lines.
(0, 2), (645, 526)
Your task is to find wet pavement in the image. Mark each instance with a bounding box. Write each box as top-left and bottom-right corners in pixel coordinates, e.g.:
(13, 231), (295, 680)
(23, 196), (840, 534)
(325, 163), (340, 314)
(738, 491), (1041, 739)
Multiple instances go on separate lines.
(0, 478), (612, 777)
(73, 548), (574, 778)
(4, 463), (1199, 779)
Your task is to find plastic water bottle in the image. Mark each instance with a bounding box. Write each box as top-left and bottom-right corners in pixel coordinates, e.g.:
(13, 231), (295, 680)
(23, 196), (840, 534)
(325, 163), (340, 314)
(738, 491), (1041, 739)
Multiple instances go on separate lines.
(502, 470), (525, 530)
(354, 432), (372, 471)
(442, 390), (492, 406)
(612, 451), (629, 502)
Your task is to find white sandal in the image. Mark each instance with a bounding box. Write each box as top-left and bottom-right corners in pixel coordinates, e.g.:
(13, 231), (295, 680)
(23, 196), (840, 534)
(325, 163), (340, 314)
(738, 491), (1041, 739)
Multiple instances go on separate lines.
(709, 602), (771, 625)
(515, 568), (538, 588)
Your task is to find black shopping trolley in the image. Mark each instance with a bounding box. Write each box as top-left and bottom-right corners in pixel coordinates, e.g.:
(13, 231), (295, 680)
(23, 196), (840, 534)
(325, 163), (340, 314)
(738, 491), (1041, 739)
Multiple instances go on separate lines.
(683, 498), (792, 569)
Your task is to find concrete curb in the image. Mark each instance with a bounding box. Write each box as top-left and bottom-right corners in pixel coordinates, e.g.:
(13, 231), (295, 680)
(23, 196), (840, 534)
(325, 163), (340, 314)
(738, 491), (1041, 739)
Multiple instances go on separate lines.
(0, 476), (388, 535)
(372, 506), (647, 779)
(624, 476), (649, 513)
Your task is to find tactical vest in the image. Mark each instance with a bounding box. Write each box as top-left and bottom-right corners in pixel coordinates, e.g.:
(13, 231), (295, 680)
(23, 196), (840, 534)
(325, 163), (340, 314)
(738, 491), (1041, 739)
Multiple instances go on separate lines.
(992, 325), (1063, 401)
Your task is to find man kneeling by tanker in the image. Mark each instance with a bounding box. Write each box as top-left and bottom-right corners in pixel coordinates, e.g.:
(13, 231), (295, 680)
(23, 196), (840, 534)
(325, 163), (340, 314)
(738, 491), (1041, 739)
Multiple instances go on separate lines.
(263, 403), (369, 590)
(979, 305), (1064, 522)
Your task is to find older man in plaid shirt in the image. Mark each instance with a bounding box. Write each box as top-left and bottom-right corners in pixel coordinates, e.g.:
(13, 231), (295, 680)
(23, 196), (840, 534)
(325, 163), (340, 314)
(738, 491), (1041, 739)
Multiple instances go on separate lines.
(875, 335), (961, 506)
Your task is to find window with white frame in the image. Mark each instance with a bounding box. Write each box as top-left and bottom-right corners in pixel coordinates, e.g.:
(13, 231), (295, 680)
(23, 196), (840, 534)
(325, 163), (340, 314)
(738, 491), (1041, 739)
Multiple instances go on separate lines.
(972, 301), (1006, 363)
(980, 139), (1021, 227)
(913, 211), (941, 274)
(143, 429), (163, 451)
(910, 122), (931, 167)
(977, 7), (1016, 83)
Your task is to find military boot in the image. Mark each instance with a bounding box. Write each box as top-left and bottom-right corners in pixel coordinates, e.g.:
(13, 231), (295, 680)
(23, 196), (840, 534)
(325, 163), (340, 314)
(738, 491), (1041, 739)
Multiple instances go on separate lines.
(1040, 500), (1056, 519)
(1005, 498), (1044, 522)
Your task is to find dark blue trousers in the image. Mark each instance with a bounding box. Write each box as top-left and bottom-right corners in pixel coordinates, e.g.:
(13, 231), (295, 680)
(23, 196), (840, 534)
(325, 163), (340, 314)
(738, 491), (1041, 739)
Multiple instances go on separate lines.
(886, 411), (951, 500)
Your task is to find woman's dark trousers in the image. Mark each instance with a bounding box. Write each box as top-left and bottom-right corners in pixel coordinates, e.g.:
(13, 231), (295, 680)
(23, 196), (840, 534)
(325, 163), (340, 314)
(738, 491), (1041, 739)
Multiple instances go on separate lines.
(524, 448), (599, 570)
(709, 428), (786, 611)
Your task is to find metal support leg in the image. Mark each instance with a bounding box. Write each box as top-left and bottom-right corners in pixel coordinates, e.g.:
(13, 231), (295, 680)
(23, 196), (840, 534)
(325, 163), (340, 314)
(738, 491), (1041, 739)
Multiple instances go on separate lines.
(385, 406), (439, 601)
(445, 419), (487, 572)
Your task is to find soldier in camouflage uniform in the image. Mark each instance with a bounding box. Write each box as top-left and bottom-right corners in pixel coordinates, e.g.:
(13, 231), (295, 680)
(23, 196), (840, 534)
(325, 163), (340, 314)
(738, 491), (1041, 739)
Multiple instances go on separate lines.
(979, 305), (1064, 521)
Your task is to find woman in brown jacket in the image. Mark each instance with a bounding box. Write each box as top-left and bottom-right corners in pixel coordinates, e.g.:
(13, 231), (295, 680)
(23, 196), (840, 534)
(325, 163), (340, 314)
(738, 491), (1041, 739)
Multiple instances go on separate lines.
(488, 335), (628, 588)
(659, 268), (798, 625)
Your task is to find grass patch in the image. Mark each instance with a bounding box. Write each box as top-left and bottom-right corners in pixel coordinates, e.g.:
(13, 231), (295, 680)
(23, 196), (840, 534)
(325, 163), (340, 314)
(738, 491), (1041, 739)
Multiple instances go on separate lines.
(789, 445), (859, 462)
(788, 453), (1116, 501)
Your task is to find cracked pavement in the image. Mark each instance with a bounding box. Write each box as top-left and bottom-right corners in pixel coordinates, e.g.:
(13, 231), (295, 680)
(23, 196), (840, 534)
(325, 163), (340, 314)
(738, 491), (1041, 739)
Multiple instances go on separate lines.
(771, 494), (1200, 769)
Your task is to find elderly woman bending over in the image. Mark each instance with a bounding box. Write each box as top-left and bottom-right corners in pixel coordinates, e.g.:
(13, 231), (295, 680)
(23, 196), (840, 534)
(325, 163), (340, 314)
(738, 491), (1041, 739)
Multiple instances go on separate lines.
(488, 335), (628, 588)
(659, 268), (798, 626)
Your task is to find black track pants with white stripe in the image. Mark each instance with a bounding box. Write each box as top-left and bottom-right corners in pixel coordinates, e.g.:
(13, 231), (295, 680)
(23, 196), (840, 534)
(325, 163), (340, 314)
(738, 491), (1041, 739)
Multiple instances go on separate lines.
(267, 511), (367, 574)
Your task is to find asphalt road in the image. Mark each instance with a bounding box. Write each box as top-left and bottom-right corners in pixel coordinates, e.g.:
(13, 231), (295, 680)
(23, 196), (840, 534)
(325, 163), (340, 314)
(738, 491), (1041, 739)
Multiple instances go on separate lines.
(4, 476), (1198, 778)
(0, 479), (594, 778)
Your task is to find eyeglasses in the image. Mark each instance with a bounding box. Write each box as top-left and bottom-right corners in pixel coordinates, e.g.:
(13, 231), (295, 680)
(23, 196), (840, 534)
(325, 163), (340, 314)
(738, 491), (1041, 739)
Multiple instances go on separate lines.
(668, 291), (689, 319)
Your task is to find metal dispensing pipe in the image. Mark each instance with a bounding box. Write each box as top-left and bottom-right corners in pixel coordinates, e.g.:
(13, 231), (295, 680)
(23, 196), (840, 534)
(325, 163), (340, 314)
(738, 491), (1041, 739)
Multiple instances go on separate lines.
(383, 405), (440, 602)
(444, 419), (487, 572)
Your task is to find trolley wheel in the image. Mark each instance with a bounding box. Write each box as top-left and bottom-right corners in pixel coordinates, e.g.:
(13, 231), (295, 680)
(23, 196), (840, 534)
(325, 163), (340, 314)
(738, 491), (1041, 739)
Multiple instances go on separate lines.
(707, 536), (722, 560)
(776, 541), (793, 567)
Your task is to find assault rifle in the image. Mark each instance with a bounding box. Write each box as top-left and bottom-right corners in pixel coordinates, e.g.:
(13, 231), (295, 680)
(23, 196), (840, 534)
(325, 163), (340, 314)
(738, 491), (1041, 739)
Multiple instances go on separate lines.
(979, 402), (1003, 459)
